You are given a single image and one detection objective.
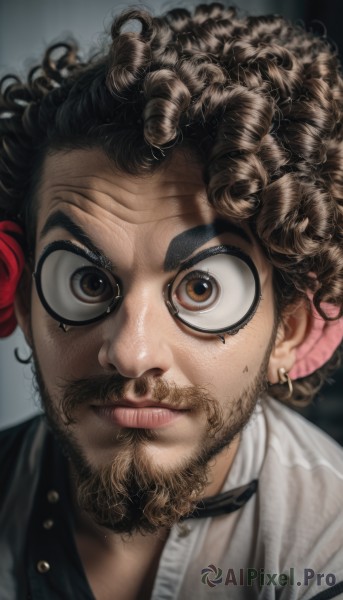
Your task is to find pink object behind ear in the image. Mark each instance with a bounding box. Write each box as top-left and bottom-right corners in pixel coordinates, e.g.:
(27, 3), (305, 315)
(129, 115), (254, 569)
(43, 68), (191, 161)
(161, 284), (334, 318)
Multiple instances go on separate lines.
(289, 302), (343, 380)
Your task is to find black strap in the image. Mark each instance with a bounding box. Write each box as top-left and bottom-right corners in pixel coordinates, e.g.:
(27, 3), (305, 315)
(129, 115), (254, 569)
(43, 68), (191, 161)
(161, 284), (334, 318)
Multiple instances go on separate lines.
(185, 479), (258, 519)
(309, 582), (343, 600)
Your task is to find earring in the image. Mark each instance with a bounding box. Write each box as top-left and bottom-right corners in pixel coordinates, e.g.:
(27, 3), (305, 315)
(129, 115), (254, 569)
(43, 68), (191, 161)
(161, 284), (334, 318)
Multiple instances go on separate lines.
(14, 348), (32, 364)
(217, 335), (226, 344)
(59, 322), (69, 333)
(278, 367), (293, 399)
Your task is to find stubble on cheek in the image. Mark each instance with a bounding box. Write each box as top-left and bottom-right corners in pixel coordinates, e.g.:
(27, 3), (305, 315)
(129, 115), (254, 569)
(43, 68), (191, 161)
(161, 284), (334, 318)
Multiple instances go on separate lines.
(29, 312), (274, 535)
(30, 344), (269, 535)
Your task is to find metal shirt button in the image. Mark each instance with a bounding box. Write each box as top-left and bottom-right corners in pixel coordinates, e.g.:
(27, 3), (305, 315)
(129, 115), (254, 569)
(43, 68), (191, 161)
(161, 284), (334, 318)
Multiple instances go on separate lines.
(43, 519), (54, 530)
(47, 490), (59, 503)
(37, 560), (51, 573)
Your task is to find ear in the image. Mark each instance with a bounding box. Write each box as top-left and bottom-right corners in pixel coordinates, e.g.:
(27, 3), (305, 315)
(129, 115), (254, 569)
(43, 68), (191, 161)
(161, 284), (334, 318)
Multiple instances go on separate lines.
(267, 301), (311, 384)
(14, 263), (33, 347)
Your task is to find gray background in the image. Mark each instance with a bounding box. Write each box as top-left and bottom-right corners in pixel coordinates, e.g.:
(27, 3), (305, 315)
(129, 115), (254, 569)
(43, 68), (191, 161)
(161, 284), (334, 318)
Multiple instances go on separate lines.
(1, 0), (342, 437)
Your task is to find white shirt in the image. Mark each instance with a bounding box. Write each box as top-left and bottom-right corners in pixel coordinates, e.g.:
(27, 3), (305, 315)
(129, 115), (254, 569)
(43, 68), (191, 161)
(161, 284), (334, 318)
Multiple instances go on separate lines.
(152, 397), (343, 600)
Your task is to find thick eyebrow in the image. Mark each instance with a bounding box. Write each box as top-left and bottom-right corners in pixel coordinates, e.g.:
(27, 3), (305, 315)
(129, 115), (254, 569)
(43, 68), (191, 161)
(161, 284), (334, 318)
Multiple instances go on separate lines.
(39, 210), (113, 269)
(164, 218), (252, 271)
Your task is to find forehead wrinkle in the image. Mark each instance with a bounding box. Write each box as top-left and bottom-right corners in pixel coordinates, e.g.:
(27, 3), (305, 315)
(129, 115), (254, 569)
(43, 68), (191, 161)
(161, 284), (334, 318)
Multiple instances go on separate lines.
(40, 168), (206, 199)
(39, 201), (132, 246)
(38, 153), (210, 224)
(38, 210), (118, 272)
(37, 204), (168, 275)
(40, 168), (207, 204)
(40, 186), (209, 220)
(42, 190), (213, 227)
(38, 174), (118, 197)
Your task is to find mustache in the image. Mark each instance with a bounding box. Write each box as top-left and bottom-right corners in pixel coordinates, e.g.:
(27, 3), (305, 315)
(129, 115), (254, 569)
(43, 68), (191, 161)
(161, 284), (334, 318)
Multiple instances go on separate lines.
(58, 374), (223, 432)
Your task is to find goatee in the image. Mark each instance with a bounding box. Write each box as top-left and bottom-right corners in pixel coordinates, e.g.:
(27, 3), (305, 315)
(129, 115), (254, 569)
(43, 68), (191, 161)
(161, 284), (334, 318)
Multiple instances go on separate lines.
(32, 350), (267, 535)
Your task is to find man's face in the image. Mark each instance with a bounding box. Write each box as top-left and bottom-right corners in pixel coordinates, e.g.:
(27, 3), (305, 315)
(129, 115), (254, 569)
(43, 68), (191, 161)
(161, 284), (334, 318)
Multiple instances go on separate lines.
(27, 148), (276, 534)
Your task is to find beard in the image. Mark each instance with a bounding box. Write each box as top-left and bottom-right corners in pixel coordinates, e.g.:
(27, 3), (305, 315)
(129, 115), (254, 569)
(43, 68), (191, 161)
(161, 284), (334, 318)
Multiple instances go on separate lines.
(31, 344), (270, 536)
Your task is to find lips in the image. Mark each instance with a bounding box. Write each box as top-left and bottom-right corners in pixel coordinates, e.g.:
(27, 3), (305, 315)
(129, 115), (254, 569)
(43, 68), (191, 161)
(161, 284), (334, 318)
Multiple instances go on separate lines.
(92, 398), (182, 409)
(91, 399), (188, 429)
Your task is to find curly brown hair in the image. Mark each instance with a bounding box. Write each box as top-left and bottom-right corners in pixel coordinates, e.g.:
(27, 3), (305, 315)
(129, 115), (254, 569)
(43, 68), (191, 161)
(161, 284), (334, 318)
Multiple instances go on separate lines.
(1, 3), (343, 404)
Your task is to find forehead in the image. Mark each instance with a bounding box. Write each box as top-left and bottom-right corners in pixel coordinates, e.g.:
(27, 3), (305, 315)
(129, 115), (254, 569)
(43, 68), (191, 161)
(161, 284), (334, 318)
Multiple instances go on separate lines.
(36, 147), (212, 226)
(35, 147), (266, 275)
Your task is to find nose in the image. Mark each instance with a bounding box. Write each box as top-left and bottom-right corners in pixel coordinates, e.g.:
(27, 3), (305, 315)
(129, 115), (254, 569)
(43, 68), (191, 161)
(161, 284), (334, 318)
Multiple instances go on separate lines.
(97, 288), (174, 379)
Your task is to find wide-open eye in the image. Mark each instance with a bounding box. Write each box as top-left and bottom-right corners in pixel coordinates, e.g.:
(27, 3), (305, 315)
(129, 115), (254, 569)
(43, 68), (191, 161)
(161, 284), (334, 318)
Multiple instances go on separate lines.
(167, 246), (260, 334)
(34, 241), (121, 325)
(71, 268), (113, 303)
(174, 270), (219, 311)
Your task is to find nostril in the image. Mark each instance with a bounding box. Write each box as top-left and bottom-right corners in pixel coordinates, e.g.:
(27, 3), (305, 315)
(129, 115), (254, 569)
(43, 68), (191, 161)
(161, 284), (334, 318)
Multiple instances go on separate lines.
(104, 364), (117, 373)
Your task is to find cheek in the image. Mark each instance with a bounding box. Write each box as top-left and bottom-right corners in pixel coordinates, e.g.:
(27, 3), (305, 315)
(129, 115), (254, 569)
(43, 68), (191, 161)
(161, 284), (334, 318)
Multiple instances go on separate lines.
(31, 299), (100, 389)
(179, 305), (275, 394)
(30, 274), (275, 400)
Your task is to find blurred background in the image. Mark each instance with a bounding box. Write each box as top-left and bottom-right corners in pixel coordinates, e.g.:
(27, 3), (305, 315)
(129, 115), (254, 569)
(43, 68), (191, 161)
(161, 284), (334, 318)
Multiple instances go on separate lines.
(0, 0), (342, 444)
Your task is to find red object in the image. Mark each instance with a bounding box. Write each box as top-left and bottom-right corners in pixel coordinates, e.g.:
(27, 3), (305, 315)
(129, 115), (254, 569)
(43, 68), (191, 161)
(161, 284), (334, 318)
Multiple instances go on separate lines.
(0, 221), (25, 337)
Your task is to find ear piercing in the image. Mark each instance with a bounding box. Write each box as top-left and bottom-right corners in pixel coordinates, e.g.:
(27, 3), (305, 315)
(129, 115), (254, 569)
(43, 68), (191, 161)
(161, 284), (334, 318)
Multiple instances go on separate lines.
(59, 322), (69, 333)
(278, 367), (293, 399)
(14, 347), (32, 364)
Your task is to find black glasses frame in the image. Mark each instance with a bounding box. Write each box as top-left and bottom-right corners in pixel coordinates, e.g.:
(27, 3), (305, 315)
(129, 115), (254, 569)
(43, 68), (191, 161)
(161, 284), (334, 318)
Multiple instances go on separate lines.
(33, 241), (261, 335)
(33, 240), (122, 327)
(164, 245), (261, 335)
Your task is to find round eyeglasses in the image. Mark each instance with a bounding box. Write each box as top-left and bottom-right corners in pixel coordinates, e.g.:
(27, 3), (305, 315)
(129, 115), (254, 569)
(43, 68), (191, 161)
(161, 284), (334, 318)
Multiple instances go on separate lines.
(33, 241), (261, 334)
(165, 245), (261, 334)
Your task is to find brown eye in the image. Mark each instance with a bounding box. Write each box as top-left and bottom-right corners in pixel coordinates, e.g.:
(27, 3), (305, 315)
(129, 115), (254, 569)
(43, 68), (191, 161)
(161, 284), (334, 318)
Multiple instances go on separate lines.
(34, 242), (122, 326)
(71, 268), (114, 303)
(167, 249), (260, 333)
(175, 271), (219, 311)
